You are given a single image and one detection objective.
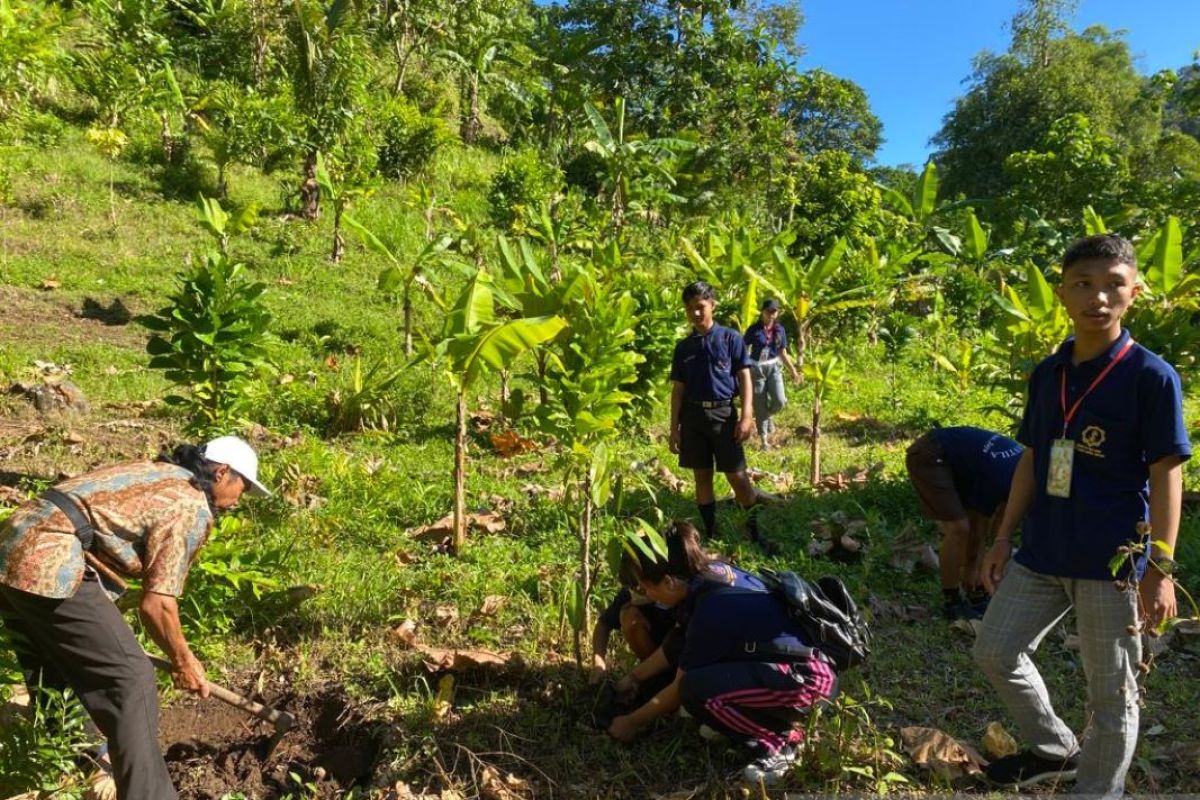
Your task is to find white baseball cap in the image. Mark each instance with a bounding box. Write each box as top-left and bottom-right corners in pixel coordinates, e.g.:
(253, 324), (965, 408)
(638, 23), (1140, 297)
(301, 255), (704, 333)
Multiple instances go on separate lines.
(202, 436), (271, 496)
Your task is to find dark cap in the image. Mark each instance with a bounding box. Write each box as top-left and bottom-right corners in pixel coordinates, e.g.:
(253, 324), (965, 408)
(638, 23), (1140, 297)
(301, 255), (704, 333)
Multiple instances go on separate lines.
(761, 298), (782, 311)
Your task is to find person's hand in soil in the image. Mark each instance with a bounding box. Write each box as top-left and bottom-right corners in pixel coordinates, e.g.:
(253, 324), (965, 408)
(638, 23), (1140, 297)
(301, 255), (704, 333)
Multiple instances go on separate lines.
(172, 653), (210, 698)
(607, 713), (640, 743)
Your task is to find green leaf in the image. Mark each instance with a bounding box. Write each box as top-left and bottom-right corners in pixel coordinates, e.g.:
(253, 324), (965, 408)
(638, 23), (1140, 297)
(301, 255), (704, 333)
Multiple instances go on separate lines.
(739, 277), (758, 334)
(1082, 205), (1108, 236)
(444, 270), (496, 337)
(605, 535), (625, 581)
(1107, 551), (1128, 577)
(1027, 266), (1055, 316)
(565, 579), (585, 632)
(344, 215), (398, 265)
(914, 161), (938, 222)
(876, 183), (913, 218)
(1150, 216), (1183, 295)
(461, 315), (567, 387)
(966, 211), (987, 262)
(1150, 539), (1175, 558)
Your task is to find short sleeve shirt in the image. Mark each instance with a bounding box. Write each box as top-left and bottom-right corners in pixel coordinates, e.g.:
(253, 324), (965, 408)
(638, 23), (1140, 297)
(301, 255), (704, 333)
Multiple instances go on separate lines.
(931, 427), (1023, 515)
(1015, 330), (1192, 579)
(0, 462), (213, 599)
(670, 324), (752, 402)
(744, 322), (788, 362)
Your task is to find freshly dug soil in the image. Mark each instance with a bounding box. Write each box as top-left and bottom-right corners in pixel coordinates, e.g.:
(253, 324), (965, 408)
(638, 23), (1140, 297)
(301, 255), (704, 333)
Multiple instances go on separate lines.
(161, 685), (381, 799)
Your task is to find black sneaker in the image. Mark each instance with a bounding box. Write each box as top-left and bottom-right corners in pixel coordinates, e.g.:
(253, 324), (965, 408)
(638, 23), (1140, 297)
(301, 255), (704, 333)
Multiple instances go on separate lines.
(985, 749), (1078, 788)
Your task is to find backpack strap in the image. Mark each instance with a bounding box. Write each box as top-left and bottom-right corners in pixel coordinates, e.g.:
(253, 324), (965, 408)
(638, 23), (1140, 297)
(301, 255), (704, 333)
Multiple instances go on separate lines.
(41, 488), (97, 551)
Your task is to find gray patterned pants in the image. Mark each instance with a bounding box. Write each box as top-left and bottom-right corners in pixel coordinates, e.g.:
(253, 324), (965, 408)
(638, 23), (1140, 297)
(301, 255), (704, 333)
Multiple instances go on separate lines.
(751, 360), (786, 439)
(973, 561), (1141, 798)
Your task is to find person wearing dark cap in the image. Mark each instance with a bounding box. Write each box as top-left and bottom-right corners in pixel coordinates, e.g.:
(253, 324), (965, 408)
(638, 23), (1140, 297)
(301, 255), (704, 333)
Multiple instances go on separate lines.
(668, 281), (767, 543)
(0, 436), (270, 800)
(743, 299), (801, 450)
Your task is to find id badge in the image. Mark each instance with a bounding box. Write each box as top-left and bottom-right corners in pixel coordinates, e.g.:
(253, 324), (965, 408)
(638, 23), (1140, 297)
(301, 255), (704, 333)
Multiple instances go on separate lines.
(1047, 438), (1075, 498)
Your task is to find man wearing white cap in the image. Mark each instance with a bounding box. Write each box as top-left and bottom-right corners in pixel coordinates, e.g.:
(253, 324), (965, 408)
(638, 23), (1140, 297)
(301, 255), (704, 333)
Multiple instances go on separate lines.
(0, 436), (269, 799)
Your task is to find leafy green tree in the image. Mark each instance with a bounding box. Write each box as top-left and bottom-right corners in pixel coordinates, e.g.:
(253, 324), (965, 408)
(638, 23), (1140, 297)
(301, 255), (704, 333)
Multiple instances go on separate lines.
(786, 69), (882, 163)
(933, 3), (1154, 206)
(195, 83), (293, 198)
(1004, 113), (1127, 225)
(314, 151), (376, 262)
(537, 280), (643, 665)
(679, 213), (792, 330)
(0, 0), (65, 124)
(790, 150), (904, 255)
(144, 197), (273, 433)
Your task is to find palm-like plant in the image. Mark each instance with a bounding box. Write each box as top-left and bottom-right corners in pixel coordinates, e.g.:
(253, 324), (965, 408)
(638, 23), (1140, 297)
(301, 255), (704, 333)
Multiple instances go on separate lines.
(680, 214), (793, 331)
(802, 353), (844, 486)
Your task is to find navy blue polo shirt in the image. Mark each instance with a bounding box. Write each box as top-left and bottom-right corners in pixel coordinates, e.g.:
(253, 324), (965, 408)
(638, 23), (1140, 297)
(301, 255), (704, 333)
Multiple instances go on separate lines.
(678, 582), (811, 671)
(670, 324), (752, 402)
(598, 587), (674, 633)
(1016, 330), (1192, 579)
(744, 321), (788, 361)
(931, 427), (1023, 515)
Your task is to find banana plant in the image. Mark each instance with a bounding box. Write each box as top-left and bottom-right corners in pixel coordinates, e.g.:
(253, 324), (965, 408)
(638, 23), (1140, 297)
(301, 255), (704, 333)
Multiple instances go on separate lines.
(434, 269), (567, 552)
(583, 97), (694, 236)
(679, 215), (794, 331)
(1138, 216), (1200, 304)
(747, 237), (875, 365)
(802, 353), (844, 486)
(496, 234), (590, 405)
(930, 338), (986, 393)
(314, 152), (375, 263)
(348, 214), (451, 356)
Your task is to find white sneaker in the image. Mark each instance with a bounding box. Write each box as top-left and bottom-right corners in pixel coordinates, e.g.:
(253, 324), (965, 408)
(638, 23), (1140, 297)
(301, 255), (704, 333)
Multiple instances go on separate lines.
(742, 745), (798, 787)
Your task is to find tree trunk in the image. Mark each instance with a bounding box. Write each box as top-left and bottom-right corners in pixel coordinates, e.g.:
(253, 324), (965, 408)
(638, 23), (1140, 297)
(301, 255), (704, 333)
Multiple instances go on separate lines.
(453, 392), (468, 553)
(217, 162), (228, 200)
(795, 323), (809, 369)
(300, 151), (320, 221)
(331, 211), (345, 263)
(810, 394), (822, 486)
(403, 285), (414, 357)
(424, 193), (435, 241)
(159, 112), (174, 164)
(392, 32), (415, 95)
(574, 479), (594, 668)
(536, 351), (549, 407)
(460, 72), (482, 144)
(498, 370), (509, 420)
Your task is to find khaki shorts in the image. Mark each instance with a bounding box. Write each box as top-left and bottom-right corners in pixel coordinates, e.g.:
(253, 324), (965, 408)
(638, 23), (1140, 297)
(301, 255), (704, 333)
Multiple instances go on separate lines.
(905, 431), (967, 521)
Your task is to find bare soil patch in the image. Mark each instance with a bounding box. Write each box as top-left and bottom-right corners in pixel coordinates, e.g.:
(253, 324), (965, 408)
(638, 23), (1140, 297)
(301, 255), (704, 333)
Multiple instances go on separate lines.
(0, 286), (148, 351)
(161, 685), (383, 799)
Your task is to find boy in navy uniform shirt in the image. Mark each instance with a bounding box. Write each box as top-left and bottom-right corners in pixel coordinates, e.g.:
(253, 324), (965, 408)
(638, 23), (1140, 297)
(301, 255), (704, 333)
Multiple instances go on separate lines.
(669, 282), (763, 540)
(974, 235), (1191, 796)
(906, 426), (1023, 620)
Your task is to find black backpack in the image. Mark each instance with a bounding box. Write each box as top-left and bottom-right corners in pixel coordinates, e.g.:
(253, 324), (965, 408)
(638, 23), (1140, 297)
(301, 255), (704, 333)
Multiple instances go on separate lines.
(756, 569), (871, 672)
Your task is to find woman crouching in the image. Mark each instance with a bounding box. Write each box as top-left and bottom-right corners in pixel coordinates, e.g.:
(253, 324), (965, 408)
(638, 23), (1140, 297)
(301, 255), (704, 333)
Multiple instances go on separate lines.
(607, 521), (838, 786)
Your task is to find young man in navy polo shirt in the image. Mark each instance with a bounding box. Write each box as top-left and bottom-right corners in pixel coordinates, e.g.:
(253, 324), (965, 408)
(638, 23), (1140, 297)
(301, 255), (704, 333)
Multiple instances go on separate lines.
(906, 426), (1023, 620)
(973, 235), (1191, 796)
(669, 282), (762, 541)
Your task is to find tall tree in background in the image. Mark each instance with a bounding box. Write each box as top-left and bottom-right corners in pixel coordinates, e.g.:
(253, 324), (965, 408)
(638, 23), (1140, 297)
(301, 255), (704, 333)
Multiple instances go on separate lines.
(786, 69), (882, 163)
(285, 0), (369, 220)
(932, 0), (1148, 204)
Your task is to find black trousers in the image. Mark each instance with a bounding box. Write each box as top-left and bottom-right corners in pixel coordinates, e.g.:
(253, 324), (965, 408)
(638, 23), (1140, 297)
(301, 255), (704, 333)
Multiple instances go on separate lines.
(0, 576), (177, 800)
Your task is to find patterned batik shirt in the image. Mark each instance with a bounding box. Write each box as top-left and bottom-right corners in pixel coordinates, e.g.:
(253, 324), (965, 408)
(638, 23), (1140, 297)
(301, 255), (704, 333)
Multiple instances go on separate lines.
(0, 462), (213, 599)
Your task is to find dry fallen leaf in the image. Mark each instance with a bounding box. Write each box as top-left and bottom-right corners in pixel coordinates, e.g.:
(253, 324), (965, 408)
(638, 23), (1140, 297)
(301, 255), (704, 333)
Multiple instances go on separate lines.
(489, 430), (539, 458)
(407, 511), (507, 540)
(480, 765), (531, 800)
(900, 726), (987, 779)
(982, 721), (1018, 759)
(654, 462), (688, 493)
(433, 605), (460, 627)
(389, 619), (419, 647)
(415, 644), (511, 672)
(40, 278), (61, 291)
(395, 549), (418, 567)
(475, 595), (507, 617)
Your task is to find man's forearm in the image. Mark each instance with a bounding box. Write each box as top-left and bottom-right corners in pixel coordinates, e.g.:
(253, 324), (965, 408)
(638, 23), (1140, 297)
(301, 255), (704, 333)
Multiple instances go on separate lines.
(1147, 457), (1184, 561)
(996, 450), (1036, 540)
(738, 369), (753, 416)
(139, 592), (194, 665)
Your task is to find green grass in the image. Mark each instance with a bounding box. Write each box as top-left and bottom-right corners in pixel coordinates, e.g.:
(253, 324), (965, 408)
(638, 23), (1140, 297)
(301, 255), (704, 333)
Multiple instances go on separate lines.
(2, 132), (1200, 799)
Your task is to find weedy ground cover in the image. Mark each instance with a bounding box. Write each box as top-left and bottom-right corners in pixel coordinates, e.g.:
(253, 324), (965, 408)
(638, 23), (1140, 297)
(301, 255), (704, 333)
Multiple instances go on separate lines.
(1, 140), (1198, 799)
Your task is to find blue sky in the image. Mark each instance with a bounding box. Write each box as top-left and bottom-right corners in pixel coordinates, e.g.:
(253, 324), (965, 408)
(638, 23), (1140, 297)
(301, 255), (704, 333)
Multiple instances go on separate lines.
(797, 1), (1200, 167)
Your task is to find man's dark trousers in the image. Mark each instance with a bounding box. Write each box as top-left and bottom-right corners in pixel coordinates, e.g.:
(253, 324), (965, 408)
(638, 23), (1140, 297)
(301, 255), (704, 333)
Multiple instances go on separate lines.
(0, 575), (177, 800)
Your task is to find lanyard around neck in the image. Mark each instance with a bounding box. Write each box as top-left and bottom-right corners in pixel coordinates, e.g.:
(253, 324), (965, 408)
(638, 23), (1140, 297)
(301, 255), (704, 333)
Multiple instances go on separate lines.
(1058, 338), (1134, 436)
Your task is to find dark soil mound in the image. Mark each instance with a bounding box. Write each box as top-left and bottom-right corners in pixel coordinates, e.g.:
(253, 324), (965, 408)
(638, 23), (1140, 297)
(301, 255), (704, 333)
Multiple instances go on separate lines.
(161, 685), (382, 799)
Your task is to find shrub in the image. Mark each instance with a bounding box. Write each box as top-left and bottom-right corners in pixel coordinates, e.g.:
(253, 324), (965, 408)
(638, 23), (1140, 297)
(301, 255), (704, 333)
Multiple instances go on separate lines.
(488, 148), (563, 230)
(375, 97), (449, 181)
